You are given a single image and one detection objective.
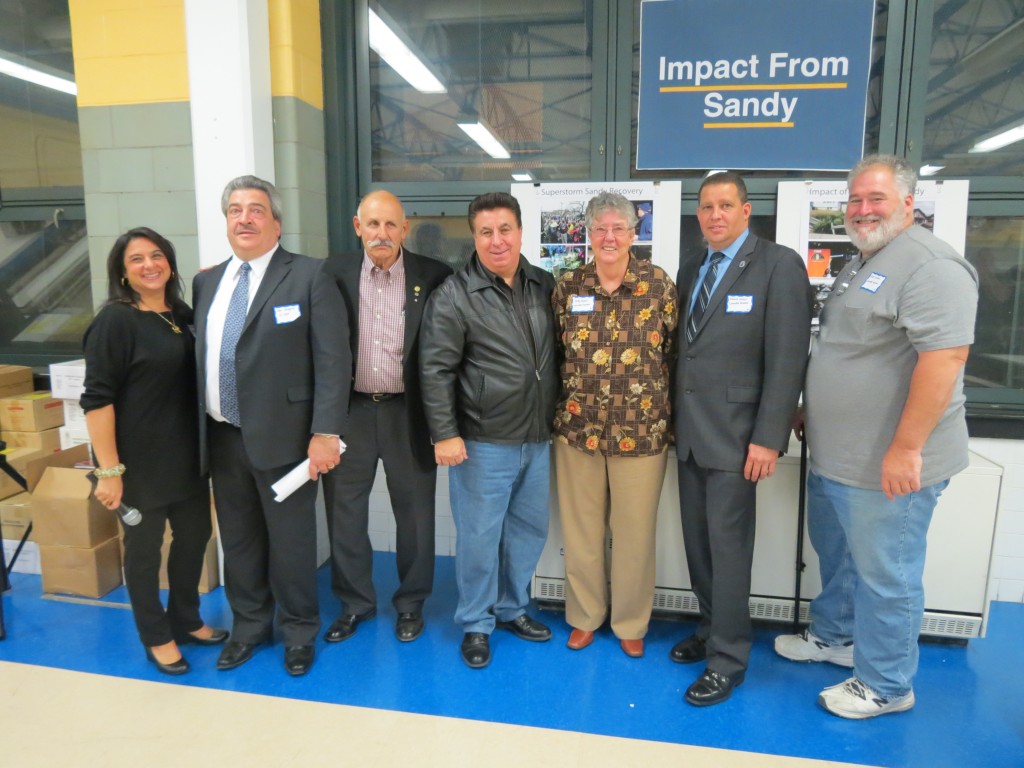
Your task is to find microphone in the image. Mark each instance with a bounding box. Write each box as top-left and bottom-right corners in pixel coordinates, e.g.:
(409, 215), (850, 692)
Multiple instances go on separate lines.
(87, 472), (142, 526)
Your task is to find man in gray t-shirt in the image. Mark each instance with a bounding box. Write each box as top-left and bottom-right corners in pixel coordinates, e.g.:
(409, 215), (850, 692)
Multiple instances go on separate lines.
(774, 155), (978, 720)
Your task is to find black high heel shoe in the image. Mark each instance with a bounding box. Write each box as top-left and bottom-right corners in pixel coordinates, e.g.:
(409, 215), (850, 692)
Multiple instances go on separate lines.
(175, 627), (229, 647)
(145, 647), (190, 676)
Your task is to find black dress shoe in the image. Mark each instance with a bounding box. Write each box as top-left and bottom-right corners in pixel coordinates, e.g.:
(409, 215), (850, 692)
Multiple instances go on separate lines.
(284, 645), (315, 676)
(461, 632), (491, 668)
(685, 669), (745, 707)
(176, 627), (230, 647)
(217, 640), (258, 671)
(145, 648), (190, 676)
(495, 614), (552, 642)
(395, 612), (424, 642)
(670, 634), (707, 664)
(324, 607), (377, 643)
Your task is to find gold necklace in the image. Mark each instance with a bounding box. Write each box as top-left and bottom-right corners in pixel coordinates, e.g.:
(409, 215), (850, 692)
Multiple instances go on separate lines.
(137, 301), (181, 334)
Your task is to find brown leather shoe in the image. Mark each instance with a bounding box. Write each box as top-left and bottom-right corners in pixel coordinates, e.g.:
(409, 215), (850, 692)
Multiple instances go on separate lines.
(620, 638), (644, 657)
(567, 629), (594, 650)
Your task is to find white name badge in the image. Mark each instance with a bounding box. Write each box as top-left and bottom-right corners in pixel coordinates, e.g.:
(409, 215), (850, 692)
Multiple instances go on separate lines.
(274, 304), (301, 324)
(861, 272), (886, 293)
(571, 295), (596, 313)
(726, 294), (754, 313)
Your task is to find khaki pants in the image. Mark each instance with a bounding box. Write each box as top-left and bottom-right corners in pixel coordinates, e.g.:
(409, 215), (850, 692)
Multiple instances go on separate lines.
(554, 441), (668, 640)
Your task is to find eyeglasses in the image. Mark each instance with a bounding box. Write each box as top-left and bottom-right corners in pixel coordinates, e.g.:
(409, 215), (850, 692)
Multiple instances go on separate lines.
(590, 225), (632, 238)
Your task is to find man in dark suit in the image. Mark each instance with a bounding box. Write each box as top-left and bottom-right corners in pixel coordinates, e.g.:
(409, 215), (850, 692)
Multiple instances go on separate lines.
(193, 175), (351, 676)
(320, 190), (451, 644)
(671, 171), (811, 706)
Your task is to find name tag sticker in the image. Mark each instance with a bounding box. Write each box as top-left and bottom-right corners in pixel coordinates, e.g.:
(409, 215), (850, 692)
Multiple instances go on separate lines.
(571, 295), (596, 313)
(861, 272), (886, 293)
(726, 294), (754, 313)
(274, 304), (301, 324)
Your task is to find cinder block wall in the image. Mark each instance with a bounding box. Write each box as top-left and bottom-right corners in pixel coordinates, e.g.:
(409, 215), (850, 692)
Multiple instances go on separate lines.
(69, 0), (329, 310)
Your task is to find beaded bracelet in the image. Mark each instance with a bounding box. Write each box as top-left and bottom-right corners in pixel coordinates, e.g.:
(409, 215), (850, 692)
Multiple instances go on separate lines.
(94, 463), (126, 478)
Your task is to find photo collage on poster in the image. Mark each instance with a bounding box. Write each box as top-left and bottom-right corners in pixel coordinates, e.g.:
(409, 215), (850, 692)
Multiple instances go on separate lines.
(515, 182), (681, 280)
(776, 179), (968, 330)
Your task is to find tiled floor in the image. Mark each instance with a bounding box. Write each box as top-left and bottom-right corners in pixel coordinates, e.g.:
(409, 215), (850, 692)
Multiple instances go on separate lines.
(0, 554), (1020, 767)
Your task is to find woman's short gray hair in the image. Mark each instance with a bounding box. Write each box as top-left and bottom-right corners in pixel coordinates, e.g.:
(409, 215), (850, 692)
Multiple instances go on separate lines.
(585, 191), (638, 230)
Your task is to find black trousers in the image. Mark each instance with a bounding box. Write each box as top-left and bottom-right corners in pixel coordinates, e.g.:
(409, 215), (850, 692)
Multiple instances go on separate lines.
(208, 419), (320, 646)
(122, 489), (211, 647)
(677, 451), (757, 677)
(322, 394), (436, 616)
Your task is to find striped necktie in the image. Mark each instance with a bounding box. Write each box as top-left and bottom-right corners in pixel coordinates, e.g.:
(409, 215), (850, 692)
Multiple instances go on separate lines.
(686, 251), (726, 343)
(219, 262), (251, 426)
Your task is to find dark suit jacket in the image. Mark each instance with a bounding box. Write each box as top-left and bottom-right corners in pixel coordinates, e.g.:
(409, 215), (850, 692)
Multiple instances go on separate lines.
(322, 248), (452, 471)
(193, 246), (352, 474)
(673, 233), (812, 472)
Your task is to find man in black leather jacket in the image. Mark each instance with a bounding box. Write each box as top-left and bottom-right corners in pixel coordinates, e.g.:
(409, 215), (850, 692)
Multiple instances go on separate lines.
(420, 191), (559, 669)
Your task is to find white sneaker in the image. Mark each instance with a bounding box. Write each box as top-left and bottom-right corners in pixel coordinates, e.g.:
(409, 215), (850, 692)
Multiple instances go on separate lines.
(817, 677), (915, 720)
(774, 629), (854, 667)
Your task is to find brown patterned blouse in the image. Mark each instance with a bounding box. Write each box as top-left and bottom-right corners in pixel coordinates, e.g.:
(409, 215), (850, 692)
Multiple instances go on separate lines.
(552, 254), (678, 456)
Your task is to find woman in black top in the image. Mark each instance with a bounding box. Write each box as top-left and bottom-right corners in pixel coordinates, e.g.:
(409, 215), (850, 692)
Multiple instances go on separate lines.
(81, 227), (226, 675)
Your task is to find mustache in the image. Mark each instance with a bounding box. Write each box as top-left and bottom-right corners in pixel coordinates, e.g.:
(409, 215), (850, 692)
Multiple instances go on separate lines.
(849, 215), (882, 225)
(367, 239), (397, 249)
(234, 225), (258, 234)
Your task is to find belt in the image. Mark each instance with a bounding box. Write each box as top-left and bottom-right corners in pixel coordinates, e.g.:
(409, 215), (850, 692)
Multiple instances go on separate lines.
(354, 391), (401, 402)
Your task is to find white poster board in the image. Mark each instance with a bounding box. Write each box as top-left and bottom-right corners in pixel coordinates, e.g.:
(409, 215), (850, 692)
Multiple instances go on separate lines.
(777, 179), (970, 289)
(512, 181), (683, 278)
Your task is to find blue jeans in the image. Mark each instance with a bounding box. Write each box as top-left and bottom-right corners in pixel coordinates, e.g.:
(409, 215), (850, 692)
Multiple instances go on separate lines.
(449, 440), (551, 634)
(806, 470), (948, 698)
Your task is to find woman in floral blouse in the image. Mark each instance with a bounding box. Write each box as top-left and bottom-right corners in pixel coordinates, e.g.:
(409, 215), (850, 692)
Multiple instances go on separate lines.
(552, 191), (678, 658)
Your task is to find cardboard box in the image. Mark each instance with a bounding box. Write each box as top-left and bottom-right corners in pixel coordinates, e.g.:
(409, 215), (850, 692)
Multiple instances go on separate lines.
(0, 491), (33, 541)
(62, 400), (86, 429)
(23, 443), (91, 492)
(58, 425), (91, 451)
(39, 536), (122, 598)
(2, 427), (61, 454)
(31, 467), (118, 548)
(3, 539), (40, 574)
(0, 365), (33, 400)
(0, 447), (41, 501)
(0, 391), (64, 432)
(48, 359), (86, 401)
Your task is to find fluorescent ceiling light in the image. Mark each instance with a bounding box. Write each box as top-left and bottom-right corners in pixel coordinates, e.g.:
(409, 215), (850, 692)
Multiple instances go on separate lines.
(458, 121), (511, 159)
(512, 172), (534, 181)
(368, 8), (446, 94)
(970, 121), (1024, 153)
(920, 164), (945, 176)
(0, 54), (76, 96)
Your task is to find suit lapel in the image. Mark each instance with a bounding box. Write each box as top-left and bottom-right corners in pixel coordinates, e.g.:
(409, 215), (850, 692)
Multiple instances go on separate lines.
(402, 253), (425, 362)
(242, 246), (291, 334)
(194, 260), (229, 346)
(696, 234), (758, 336)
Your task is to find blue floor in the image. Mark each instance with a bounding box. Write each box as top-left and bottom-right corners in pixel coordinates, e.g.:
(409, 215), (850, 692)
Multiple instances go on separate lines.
(1, 554), (1021, 767)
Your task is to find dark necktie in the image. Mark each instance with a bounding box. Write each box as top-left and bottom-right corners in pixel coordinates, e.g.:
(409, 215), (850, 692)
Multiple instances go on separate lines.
(686, 251), (726, 343)
(219, 262), (251, 426)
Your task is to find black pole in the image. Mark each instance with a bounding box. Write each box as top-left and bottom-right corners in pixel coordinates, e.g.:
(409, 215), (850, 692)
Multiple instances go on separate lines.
(792, 437), (808, 632)
(0, 442), (30, 641)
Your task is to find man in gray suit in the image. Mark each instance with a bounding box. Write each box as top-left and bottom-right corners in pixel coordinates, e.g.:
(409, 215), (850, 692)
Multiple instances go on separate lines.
(671, 171), (812, 706)
(320, 191), (451, 645)
(193, 175), (351, 676)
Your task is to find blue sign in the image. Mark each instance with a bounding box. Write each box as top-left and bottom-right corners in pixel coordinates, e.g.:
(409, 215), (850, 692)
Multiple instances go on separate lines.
(637, 0), (875, 171)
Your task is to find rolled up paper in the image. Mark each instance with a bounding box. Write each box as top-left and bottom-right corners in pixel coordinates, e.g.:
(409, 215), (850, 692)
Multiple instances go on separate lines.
(272, 459), (313, 502)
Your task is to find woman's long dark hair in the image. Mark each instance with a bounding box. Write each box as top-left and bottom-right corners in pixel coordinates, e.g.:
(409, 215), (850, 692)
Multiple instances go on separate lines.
(105, 227), (188, 311)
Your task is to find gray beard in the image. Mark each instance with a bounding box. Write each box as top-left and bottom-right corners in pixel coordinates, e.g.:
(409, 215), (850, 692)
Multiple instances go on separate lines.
(846, 213), (906, 255)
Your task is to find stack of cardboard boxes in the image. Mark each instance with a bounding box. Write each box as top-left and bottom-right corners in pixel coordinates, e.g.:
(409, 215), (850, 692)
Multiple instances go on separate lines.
(0, 365), (51, 574)
(33, 458), (123, 598)
(49, 359), (90, 450)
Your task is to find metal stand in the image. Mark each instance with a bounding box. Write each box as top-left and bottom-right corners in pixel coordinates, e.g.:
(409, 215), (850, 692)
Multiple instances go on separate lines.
(0, 441), (31, 640)
(791, 438), (808, 632)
